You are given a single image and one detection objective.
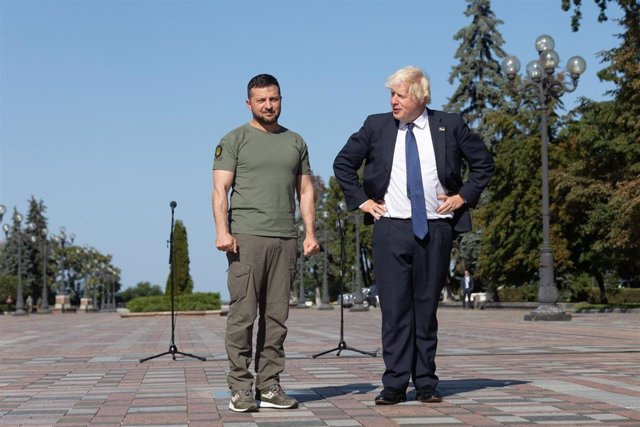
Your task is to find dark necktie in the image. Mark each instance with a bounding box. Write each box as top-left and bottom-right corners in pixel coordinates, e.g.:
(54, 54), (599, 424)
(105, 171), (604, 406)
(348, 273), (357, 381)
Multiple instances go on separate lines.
(406, 123), (429, 239)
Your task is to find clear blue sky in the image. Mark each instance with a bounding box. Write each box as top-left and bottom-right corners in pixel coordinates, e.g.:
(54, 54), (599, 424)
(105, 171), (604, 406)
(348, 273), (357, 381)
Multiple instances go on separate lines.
(0, 0), (623, 300)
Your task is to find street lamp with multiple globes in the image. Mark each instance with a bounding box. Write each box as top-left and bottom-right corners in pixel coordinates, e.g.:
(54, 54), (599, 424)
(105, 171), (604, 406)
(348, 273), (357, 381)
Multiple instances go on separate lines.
(28, 224), (52, 314)
(349, 211), (368, 312)
(318, 210), (333, 310)
(2, 211), (27, 316)
(296, 224), (308, 308)
(501, 35), (586, 321)
(51, 226), (75, 311)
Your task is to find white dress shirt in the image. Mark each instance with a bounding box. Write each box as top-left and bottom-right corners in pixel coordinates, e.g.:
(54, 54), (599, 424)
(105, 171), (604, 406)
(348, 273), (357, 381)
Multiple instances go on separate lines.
(383, 109), (452, 220)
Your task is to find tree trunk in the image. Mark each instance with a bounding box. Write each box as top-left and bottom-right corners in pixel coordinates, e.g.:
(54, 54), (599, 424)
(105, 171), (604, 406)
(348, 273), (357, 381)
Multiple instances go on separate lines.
(595, 273), (608, 304)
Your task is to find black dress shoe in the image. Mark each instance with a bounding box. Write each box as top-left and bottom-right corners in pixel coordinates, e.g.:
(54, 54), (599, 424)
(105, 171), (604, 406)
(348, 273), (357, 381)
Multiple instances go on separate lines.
(415, 387), (443, 403)
(374, 387), (407, 405)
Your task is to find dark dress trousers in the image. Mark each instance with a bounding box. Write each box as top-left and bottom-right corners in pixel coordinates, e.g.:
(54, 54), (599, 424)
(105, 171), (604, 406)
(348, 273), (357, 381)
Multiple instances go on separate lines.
(333, 108), (494, 391)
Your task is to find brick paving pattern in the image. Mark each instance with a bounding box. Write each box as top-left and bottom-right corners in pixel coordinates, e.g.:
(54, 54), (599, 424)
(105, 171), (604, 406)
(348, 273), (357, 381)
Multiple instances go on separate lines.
(1, 306), (639, 426)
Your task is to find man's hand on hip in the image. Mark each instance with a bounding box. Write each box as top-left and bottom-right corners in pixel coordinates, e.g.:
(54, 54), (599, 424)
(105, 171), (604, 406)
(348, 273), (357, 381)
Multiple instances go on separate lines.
(436, 194), (465, 215)
(359, 199), (387, 220)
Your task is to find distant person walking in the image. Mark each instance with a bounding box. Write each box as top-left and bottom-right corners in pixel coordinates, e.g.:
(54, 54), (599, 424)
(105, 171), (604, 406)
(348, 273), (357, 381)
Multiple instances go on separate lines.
(212, 74), (319, 413)
(460, 270), (474, 309)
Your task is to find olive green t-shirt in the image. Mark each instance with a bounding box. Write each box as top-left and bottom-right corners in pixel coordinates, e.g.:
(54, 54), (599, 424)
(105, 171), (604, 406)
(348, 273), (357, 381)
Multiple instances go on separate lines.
(213, 123), (311, 238)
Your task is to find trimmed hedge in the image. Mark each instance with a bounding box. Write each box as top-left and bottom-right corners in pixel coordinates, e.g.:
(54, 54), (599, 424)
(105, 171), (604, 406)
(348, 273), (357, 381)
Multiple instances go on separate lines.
(126, 292), (221, 312)
(591, 287), (640, 304)
(496, 285), (640, 304)
(574, 302), (640, 312)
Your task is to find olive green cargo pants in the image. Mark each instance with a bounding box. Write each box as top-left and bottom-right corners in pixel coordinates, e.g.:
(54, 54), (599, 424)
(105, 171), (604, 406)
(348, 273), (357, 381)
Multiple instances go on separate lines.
(225, 234), (297, 392)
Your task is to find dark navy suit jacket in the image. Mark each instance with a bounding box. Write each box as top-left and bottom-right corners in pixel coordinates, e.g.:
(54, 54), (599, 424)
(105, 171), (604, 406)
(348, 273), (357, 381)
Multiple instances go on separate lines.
(333, 108), (494, 233)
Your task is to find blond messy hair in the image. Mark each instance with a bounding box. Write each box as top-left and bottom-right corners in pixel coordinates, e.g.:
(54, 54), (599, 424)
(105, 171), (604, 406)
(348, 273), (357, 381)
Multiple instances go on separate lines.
(385, 66), (431, 105)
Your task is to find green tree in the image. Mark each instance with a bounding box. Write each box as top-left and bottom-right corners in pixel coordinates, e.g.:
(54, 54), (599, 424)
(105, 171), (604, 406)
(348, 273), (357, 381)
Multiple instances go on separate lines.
(166, 220), (194, 295)
(476, 98), (572, 292)
(445, 0), (508, 147)
(554, 1), (640, 301)
(297, 173), (328, 303)
(119, 281), (163, 304)
(561, 0), (615, 31)
(444, 0), (509, 284)
(24, 197), (51, 306)
(324, 176), (374, 300)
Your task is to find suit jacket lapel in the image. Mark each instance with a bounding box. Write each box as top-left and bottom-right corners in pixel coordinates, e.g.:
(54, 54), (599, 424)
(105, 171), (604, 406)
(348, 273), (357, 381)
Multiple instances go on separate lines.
(383, 115), (400, 175)
(428, 108), (447, 185)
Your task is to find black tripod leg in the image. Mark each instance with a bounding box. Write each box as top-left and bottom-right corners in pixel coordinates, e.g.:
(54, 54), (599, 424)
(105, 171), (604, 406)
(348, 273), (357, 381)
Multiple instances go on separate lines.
(312, 346), (342, 359)
(139, 351), (173, 363)
(173, 351), (207, 361)
(341, 345), (377, 357)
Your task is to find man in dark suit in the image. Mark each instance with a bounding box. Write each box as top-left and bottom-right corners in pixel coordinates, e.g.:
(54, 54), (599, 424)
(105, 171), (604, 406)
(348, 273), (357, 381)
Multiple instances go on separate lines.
(460, 270), (475, 309)
(333, 66), (494, 405)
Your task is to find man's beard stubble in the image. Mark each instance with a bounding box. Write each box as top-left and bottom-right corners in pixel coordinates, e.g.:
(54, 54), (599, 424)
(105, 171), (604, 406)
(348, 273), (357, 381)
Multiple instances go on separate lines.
(252, 110), (280, 127)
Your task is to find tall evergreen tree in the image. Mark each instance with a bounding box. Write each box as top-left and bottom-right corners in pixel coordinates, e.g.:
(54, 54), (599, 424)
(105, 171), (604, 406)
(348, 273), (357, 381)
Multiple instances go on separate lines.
(166, 220), (194, 295)
(445, 0), (508, 284)
(24, 197), (50, 304)
(445, 0), (508, 148)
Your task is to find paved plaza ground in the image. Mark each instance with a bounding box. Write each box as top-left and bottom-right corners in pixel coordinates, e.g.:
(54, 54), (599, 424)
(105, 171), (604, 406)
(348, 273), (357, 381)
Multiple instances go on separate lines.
(1, 305), (639, 426)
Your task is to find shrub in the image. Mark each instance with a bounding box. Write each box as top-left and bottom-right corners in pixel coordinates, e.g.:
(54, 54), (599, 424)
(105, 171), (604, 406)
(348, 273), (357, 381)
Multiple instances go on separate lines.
(126, 292), (221, 312)
(597, 287), (640, 304)
(558, 273), (594, 303)
(496, 283), (538, 302)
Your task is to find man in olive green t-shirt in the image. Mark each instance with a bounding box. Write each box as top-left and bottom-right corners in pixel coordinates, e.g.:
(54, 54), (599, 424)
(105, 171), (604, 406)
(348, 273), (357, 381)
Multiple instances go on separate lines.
(212, 74), (319, 413)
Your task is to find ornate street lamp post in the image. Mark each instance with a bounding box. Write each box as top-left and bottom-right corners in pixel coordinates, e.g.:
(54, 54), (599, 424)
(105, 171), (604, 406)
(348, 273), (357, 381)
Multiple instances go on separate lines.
(2, 212), (27, 316)
(349, 212), (368, 312)
(28, 225), (52, 314)
(297, 224), (307, 308)
(51, 227), (75, 312)
(318, 210), (333, 310)
(501, 35), (586, 321)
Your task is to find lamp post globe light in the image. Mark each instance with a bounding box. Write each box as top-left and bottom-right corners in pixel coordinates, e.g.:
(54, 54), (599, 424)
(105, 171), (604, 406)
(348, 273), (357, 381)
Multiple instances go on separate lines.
(501, 35), (586, 321)
(318, 210), (333, 310)
(28, 225), (52, 314)
(2, 211), (28, 316)
(51, 227), (75, 312)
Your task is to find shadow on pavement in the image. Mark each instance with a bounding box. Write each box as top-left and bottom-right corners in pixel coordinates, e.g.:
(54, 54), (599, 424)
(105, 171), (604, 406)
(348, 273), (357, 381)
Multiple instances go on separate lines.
(438, 378), (529, 397)
(302, 383), (379, 402)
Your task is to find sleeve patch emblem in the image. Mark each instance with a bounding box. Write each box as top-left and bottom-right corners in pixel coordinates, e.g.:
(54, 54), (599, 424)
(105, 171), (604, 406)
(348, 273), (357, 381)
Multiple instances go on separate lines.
(215, 145), (223, 159)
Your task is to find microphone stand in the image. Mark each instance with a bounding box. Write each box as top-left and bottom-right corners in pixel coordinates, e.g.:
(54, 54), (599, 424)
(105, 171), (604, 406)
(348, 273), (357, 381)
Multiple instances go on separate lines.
(313, 206), (376, 358)
(140, 201), (206, 363)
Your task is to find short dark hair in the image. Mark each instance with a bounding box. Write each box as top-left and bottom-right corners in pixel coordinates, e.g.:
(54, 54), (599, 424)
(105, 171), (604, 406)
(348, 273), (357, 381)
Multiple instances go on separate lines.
(247, 74), (280, 99)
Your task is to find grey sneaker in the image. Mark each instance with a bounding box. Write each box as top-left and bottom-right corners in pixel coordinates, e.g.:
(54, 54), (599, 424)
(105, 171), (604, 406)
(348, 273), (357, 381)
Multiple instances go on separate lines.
(229, 389), (258, 412)
(256, 384), (298, 409)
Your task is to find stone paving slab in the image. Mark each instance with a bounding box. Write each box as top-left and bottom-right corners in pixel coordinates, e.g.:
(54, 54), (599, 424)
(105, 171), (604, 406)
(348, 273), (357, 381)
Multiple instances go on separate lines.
(1, 306), (640, 426)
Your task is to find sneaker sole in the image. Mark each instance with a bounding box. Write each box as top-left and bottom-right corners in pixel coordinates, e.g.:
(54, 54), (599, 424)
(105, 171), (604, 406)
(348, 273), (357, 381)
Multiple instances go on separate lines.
(228, 401), (258, 412)
(256, 400), (298, 409)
